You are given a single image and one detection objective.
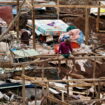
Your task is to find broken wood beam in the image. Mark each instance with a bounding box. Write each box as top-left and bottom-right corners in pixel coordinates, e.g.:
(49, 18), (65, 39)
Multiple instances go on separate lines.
(47, 95), (71, 105)
(12, 55), (105, 67)
(69, 97), (105, 103)
(17, 75), (105, 84)
(33, 4), (105, 9)
(66, 83), (98, 88)
(68, 73), (85, 79)
(89, 58), (102, 64)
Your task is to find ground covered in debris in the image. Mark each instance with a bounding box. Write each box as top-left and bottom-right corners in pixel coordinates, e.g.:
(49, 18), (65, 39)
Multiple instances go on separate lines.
(0, 0), (105, 105)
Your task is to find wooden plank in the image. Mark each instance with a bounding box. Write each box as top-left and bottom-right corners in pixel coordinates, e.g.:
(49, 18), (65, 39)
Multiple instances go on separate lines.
(33, 4), (105, 8)
(47, 95), (105, 104)
(22, 67), (26, 105)
(12, 55), (105, 67)
(0, 2), (104, 9)
(67, 83), (98, 87)
(85, 0), (90, 45)
(0, 1), (47, 4)
(16, 0), (20, 40)
(93, 61), (96, 79)
(96, 2), (100, 32)
(57, 0), (60, 19)
(89, 58), (102, 64)
(18, 75), (105, 83)
(47, 95), (71, 105)
(98, 30), (105, 32)
(85, 7), (89, 44)
(31, 0), (36, 49)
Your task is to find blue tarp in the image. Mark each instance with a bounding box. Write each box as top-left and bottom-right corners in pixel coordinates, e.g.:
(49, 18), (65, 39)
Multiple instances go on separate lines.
(12, 8), (17, 15)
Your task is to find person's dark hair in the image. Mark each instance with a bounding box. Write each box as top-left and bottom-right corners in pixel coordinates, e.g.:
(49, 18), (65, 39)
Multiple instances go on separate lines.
(30, 95), (35, 101)
(64, 38), (70, 45)
(21, 31), (30, 45)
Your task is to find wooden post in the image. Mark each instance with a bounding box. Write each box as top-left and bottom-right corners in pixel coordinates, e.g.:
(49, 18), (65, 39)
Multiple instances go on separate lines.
(72, 58), (77, 72)
(17, 0), (20, 40)
(47, 82), (49, 96)
(61, 92), (64, 102)
(92, 59), (96, 98)
(42, 63), (45, 99)
(42, 64), (44, 80)
(46, 81), (49, 105)
(35, 85), (37, 105)
(96, 81), (101, 105)
(58, 59), (61, 79)
(96, 2), (100, 32)
(66, 75), (69, 100)
(31, 0), (36, 49)
(22, 67), (26, 105)
(93, 59), (96, 79)
(57, 0), (60, 19)
(85, 7), (89, 45)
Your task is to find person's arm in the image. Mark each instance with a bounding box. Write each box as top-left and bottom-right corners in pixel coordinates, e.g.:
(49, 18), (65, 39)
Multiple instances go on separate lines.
(69, 43), (73, 53)
(59, 44), (62, 54)
(59, 32), (66, 42)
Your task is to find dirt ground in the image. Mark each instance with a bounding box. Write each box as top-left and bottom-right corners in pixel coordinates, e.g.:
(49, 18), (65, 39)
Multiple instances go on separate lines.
(59, 8), (105, 79)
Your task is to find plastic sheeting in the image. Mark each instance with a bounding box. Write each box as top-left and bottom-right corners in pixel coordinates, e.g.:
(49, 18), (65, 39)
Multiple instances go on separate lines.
(0, 6), (13, 24)
(59, 29), (84, 45)
(28, 19), (68, 36)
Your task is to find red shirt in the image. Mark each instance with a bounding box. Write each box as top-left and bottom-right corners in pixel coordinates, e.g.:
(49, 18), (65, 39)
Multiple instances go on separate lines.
(59, 42), (72, 54)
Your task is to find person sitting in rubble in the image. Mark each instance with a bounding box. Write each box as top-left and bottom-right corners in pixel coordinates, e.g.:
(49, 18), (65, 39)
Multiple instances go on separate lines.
(59, 36), (73, 58)
(20, 29), (31, 46)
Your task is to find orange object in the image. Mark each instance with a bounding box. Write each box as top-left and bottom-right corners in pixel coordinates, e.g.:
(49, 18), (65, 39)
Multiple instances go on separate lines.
(71, 42), (80, 48)
(54, 42), (80, 53)
(54, 44), (59, 53)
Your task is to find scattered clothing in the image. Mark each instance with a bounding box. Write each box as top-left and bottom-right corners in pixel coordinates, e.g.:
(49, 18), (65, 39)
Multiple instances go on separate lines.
(68, 29), (81, 40)
(60, 34), (70, 42)
(59, 29), (84, 45)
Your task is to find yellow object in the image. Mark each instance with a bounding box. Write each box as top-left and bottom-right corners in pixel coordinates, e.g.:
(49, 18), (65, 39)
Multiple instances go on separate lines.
(100, 8), (105, 13)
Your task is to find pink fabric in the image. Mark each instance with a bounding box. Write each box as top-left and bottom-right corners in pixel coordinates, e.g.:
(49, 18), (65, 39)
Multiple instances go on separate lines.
(68, 29), (80, 40)
(59, 29), (81, 42)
